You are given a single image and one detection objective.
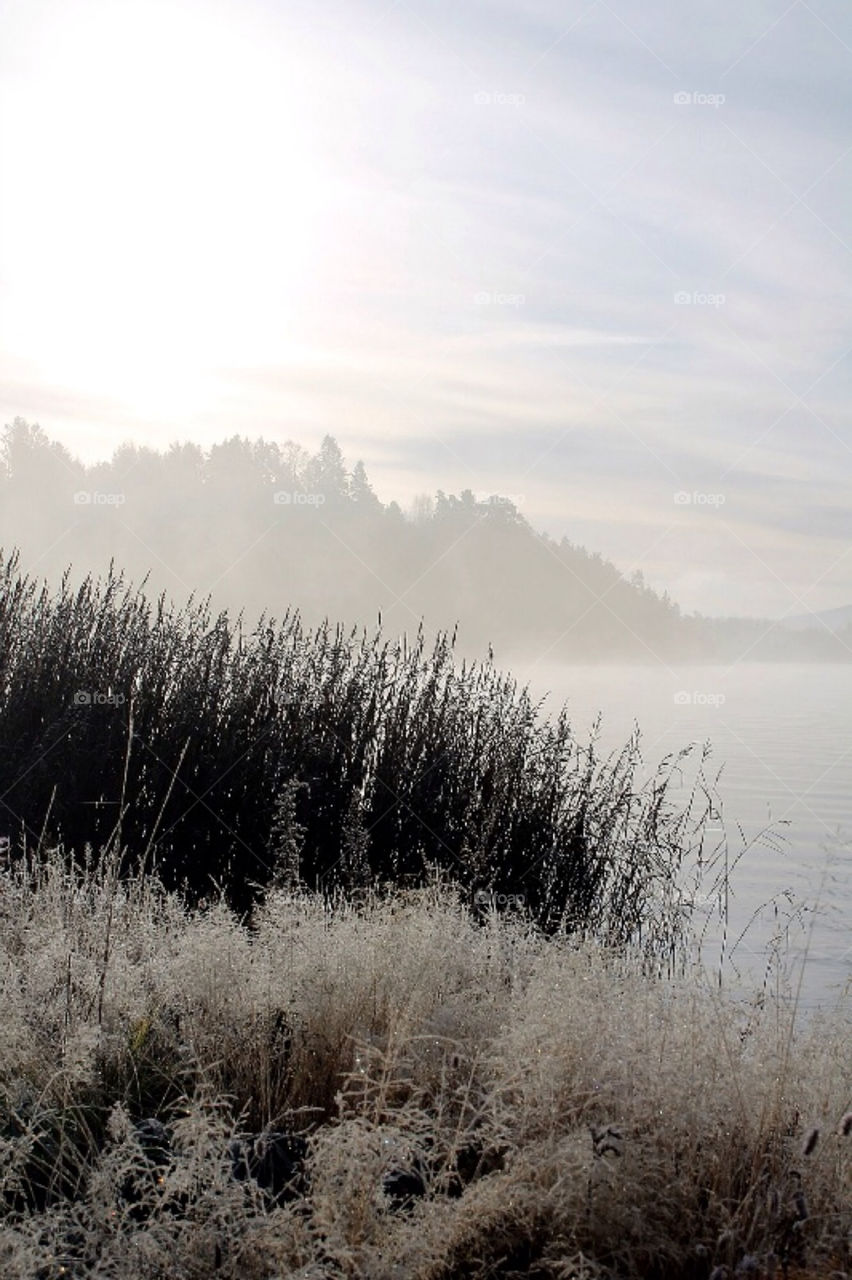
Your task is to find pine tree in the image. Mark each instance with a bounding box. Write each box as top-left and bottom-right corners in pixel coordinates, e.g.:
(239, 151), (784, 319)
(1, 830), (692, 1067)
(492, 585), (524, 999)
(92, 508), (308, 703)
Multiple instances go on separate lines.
(348, 459), (379, 507)
(305, 435), (348, 502)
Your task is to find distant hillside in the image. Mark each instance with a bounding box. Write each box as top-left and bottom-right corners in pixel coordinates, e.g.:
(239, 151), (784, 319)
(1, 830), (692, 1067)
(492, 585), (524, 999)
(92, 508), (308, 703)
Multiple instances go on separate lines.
(2, 417), (850, 663)
(781, 603), (852, 633)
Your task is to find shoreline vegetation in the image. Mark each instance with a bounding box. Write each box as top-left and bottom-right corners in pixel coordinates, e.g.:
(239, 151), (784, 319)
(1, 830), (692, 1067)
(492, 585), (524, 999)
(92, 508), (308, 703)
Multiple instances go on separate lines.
(0, 858), (849, 1279)
(0, 552), (849, 1277)
(0, 548), (708, 955)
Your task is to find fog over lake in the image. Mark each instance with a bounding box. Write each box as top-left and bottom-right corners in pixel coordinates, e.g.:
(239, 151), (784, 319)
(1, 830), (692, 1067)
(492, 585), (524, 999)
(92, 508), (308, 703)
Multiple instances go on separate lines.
(527, 662), (851, 1009)
(2, 0), (851, 1269)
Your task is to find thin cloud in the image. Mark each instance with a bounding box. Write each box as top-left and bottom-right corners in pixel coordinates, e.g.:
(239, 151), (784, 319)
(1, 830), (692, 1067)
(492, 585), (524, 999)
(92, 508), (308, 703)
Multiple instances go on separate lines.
(0, 0), (849, 614)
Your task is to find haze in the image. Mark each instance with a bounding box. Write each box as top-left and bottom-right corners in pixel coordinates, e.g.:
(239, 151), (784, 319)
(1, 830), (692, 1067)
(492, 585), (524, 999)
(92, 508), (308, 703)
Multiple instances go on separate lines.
(1, 0), (851, 618)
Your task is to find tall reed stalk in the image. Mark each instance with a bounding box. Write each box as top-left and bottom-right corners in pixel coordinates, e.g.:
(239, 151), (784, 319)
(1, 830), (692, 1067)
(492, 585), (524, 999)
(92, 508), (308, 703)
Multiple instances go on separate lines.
(0, 549), (710, 964)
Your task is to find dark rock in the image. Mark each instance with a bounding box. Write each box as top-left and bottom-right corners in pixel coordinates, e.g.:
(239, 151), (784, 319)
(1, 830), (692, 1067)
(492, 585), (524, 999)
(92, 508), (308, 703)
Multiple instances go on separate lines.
(119, 1117), (175, 1222)
(382, 1161), (427, 1208)
(134, 1117), (170, 1165)
(227, 1129), (308, 1204)
(443, 1139), (507, 1197)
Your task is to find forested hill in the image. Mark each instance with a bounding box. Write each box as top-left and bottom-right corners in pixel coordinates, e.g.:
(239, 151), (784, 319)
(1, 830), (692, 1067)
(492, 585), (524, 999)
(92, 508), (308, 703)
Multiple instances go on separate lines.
(1, 419), (849, 662)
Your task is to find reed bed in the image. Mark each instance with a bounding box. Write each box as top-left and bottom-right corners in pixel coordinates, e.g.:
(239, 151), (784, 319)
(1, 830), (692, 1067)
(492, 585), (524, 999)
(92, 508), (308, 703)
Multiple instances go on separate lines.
(0, 548), (711, 965)
(0, 855), (848, 1279)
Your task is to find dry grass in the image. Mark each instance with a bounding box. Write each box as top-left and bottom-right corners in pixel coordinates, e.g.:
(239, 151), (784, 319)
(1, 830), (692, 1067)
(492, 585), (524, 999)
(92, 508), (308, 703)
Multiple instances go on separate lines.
(0, 850), (849, 1279)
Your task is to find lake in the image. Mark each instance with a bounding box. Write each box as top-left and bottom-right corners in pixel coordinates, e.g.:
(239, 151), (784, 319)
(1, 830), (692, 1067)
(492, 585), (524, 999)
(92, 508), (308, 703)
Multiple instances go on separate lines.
(520, 662), (851, 1012)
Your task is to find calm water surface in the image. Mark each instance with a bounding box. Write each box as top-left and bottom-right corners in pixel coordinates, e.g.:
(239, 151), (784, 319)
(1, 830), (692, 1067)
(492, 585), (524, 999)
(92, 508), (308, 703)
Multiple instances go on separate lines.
(522, 663), (851, 1011)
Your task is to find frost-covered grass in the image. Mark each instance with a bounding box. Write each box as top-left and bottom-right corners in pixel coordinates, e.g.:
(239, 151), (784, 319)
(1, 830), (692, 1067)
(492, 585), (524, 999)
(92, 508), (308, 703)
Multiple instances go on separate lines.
(0, 849), (849, 1279)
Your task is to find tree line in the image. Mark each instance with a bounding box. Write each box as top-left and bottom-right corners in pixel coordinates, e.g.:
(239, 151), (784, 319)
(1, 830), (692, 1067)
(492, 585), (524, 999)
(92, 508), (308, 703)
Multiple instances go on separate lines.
(2, 418), (849, 661)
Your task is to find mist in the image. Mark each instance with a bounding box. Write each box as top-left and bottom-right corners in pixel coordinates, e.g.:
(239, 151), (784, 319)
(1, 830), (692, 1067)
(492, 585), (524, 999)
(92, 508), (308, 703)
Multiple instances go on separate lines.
(2, 0), (852, 621)
(0, 2), (850, 1273)
(3, 418), (850, 665)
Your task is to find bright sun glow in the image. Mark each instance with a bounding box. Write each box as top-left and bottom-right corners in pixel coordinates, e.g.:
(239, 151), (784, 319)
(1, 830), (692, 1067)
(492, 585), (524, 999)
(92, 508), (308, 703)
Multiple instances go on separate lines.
(0, 0), (335, 421)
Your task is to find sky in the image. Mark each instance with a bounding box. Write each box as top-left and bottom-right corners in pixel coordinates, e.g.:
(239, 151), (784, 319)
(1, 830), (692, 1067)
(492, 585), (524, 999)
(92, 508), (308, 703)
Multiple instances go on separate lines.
(1, 0), (851, 617)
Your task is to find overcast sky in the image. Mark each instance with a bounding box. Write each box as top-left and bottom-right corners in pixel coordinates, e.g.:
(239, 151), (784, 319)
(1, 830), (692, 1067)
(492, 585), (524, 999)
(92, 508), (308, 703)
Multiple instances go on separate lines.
(1, 0), (850, 617)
